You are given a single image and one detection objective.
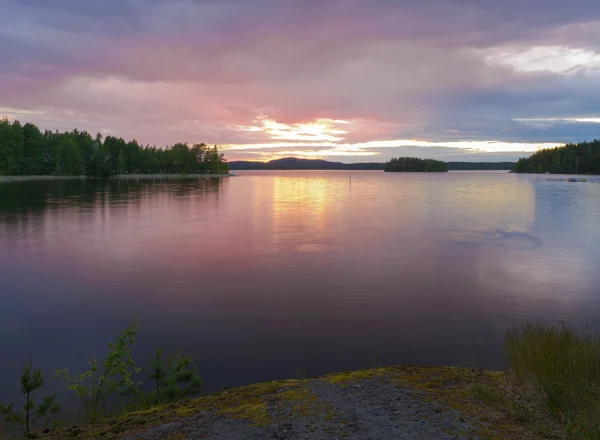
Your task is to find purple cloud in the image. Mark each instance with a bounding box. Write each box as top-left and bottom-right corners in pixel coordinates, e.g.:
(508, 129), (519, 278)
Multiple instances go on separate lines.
(1, 0), (600, 160)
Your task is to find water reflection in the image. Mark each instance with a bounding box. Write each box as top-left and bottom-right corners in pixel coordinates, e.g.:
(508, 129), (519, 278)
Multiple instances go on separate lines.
(0, 171), (599, 419)
(0, 178), (224, 251)
(271, 176), (339, 253)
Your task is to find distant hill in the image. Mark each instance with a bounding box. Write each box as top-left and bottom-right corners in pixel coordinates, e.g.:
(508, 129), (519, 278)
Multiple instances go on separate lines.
(228, 158), (385, 170)
(228, 157), (515, 171)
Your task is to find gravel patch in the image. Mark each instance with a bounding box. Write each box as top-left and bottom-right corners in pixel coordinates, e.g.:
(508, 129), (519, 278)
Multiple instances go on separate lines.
(128, 376), (485, 439)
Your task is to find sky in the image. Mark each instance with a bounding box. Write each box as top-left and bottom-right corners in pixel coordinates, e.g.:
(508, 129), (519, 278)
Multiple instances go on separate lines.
(2, 0), (600, 162)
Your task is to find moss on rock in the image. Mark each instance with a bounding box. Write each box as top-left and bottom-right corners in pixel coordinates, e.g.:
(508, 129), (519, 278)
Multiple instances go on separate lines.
(40, 366), (560, 440)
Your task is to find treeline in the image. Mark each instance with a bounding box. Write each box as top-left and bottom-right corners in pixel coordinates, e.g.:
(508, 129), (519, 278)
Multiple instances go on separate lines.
(384, 157), (448, 172)
(447, 161), (515, 171)
(229, 158), (515, 171)
(513, 140), (600, 174)
(0, 119), (228, 177)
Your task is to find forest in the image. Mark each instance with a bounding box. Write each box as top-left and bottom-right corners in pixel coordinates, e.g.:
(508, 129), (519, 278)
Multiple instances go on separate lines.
(512, 140), (600, 174)
(0, 119), (228, 177)
(384, 157), (448, 172)
(447, 161), (515, 171)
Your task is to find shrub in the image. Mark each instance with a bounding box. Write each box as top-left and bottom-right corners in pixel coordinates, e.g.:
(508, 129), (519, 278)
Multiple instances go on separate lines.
(57, 321), (141, 420)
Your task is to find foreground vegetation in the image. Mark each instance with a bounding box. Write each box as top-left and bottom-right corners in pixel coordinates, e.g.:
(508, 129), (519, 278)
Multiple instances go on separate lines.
(505, 321), (600, 439)
(0, 119), (228, 177)
(0, 322), (202, 438)
(384, 157), (448, 172)
(513, 139), (600, 174)
(2, 321), (599, 439)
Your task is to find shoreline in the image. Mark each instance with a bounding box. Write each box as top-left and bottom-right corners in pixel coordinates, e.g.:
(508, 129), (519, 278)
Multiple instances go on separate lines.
(0, 174), (231, 183)
(40, 365), (557, 440)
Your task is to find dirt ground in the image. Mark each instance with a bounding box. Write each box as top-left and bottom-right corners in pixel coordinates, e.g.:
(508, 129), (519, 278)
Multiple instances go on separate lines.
(40, 366), (559, 440)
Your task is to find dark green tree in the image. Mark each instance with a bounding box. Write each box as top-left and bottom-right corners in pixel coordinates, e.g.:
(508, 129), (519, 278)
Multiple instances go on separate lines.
(513, 140), (600, 174)
(0, 119), (18, 175)
(447, 162), (515, 171)
(21, 122), (44, 175)
(55, 136), (84, 175)
(0, 360), (60, 436)
(147, 350), (167, 404)
(145, 350), (202, 405)
(117, 149), (126, 175)
(162, 352), (202, 402)
(384, 157), (448, 172)
(0, 119), (229, 177)
(207, 145), (227, 174)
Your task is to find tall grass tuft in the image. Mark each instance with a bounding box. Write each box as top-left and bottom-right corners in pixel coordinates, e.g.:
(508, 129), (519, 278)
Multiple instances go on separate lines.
(505, 321), (600, 438)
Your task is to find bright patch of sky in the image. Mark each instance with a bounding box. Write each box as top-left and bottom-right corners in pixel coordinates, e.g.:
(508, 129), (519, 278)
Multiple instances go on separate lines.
(238, 118), (349, 142)
(223, 117), (561, 158)
(484, 45), (600, 73)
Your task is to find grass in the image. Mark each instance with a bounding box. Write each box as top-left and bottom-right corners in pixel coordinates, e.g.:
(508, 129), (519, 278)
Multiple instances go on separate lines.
(389, 365), (558, 439)
(505, 321), (600, 439)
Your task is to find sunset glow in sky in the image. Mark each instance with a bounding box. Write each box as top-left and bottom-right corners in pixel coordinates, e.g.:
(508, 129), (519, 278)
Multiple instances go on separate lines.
(2, 0), (600, 162)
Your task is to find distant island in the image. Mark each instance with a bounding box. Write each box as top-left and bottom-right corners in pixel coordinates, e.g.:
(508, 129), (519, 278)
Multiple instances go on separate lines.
(0, 119), (228, 177)
(513, 139), (600, 174)
(229, 158), (515, 171)
(384, 157), (448, 172)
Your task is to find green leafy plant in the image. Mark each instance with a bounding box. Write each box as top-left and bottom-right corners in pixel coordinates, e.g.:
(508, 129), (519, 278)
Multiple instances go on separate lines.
(0, 360), (60, 437)
(126, 349), (202, 410)
(57, 321), (141, 420)
(148, 350), (202, 404)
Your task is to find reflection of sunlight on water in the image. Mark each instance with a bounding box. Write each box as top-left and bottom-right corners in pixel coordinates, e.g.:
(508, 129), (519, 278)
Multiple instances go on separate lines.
(271, 176), (332, 253)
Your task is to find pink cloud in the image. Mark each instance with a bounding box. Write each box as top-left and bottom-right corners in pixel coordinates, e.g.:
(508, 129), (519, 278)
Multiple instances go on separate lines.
(1, 0), (600, 161)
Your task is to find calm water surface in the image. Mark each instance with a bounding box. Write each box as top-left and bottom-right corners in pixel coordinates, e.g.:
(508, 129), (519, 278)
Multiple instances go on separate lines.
(1, 171), (600, 415)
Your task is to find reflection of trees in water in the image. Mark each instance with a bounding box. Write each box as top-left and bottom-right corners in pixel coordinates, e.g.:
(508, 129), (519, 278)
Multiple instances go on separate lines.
(0, 178), (224, 224)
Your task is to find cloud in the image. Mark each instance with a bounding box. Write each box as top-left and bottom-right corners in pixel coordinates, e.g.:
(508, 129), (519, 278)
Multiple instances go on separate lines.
(1, 0), (600, 161)
(484, 45), (600, 74)
(223, 144), (535, 163)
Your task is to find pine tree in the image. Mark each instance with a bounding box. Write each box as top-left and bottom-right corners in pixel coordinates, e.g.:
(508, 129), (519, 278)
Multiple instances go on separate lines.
(0, 360), (60, 436)
(146, 350), (202, 404)
(147, 349), (167, 404)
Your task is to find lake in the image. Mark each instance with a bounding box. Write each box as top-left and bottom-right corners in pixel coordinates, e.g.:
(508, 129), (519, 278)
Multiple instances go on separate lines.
(1, 170), (600, 417)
